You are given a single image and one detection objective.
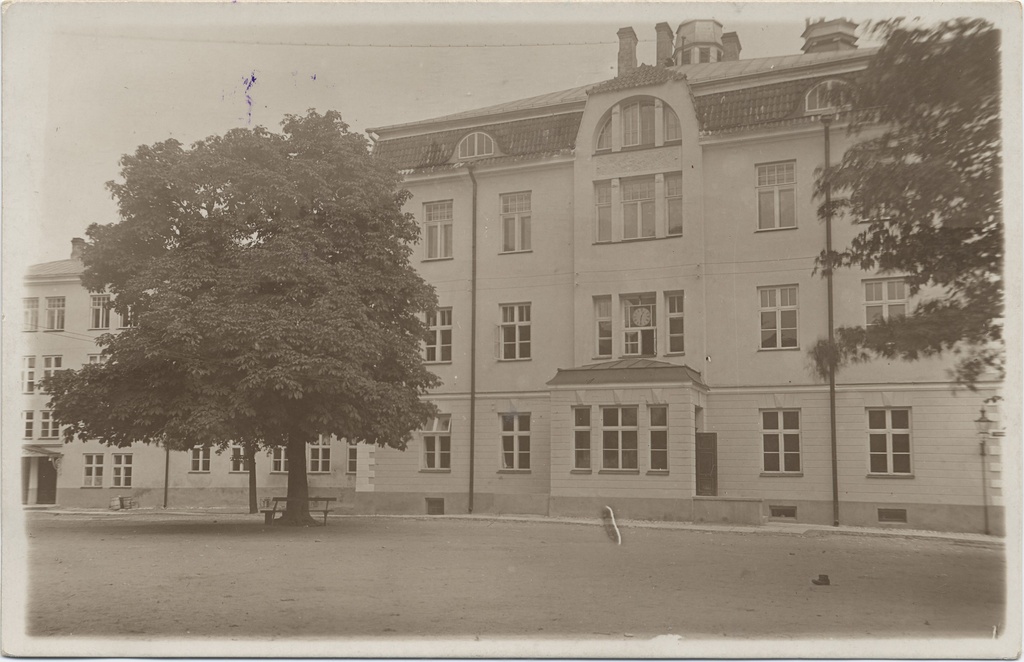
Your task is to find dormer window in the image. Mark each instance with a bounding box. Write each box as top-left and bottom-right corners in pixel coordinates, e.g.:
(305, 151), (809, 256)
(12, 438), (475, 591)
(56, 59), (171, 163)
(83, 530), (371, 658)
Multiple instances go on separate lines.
(621, 100), (655, 148)
(457, 132), (495, 159)
(805, 80), (850, 114)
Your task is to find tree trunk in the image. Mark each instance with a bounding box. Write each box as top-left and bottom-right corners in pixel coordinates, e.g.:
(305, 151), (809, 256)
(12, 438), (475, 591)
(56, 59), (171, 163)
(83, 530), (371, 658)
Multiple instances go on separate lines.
(278, 435), (317, 526)
(246, 444), (258, 514)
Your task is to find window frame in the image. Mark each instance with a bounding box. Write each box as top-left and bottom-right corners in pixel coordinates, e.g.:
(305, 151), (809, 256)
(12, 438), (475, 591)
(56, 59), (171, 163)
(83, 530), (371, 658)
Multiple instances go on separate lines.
(423, 200), (454, 261)
(309, 435), (332, 473)
(112, 453), (133, 488)
(649, 405), (669, 472)
(498, 303), (531, 361)
(39, 410), (58, 439)
(42, 355), (63, 389)
(664, 107), (682, 142)
(346, 444), (358, 474)
(601, 406), (639, 471)
(594, 181), (612, 243)
(270, 447), (288, 474)
(805, 79), (850, 114)
(594, 296), (612, 358)
(595, 118), (612, 151)
(755, 161), (797, 231)
(573, 407), (592, 470)
(457, 132), (495, 160)
(867, 408), (913, 476)
(229, 443), (246, 473)
(622, 294), (657, 357)
(620, 177), (656, 240)
(190, 446), (211, 473)
(865, 278), (908, 327)
(621, 100), (655, 148)
(666, 292), (685, 354)
(425, 307), (453, 363)
(90, 295), (111, 330)
(23, 410), (35, 439)
(499, 413), (531, 471)
(84, 454), (104, 487)
(45, 297), (65, 331)
(23, 298), (39, 332)
(759, 286), (799, 350)
(499, 191), (532, 254)
(422, 414), (452, 471)
(761, 409), (802, 474)
(22, 356), (36, 393)
(665, 172), (683, 236)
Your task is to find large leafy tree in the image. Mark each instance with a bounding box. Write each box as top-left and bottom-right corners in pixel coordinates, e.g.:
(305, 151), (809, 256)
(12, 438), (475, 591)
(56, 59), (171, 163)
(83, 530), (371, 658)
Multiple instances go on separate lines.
(812, 18), (1002, 387)
(46, 110), (440, 525)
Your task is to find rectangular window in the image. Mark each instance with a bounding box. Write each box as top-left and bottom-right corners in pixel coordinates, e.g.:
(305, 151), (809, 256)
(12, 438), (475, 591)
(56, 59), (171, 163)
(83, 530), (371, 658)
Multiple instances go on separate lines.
(191, 446), (211, 472)
(23, 411), (35, 439)
(602, 406), (638, 470)
(22, 356), (36, 393)
(42, 355), (63, 387)
(759, 286), (798, 349)
(681, 49), (692, 65)
(347, 444), (358, 474)
(573, 407), (591, 470)
(756, 162), (796, 230)
(423, 414), (452, 470)
(500, 413), (531, 470)
(621, 177), (655, 239)
(23, 298), (38, 332)
(698, 47), (711, 63)
(762, 410), (801, 473)
(118, 308), (136, 329)
(623, 294), (656, 356)
(113, 454), (133, 487)
(46, 297), (65, 331)
(90, 295), (111, 330)
(270, 447), (288, 473)
(868, 408), (912, 475)
(39, 411), (57, 439)
(621, 102), (654, 147)
(310, 436), (331, 473)
(666, 292), (684, 353)
(424, 200), (453, 260)
(595, 296), (612, 357)
(865, 279), (908, 326)
(649, 406), (668, 471)
(665, 173), (683, 236)
(230, 444), (246, 472)
(500, 192), (531, 253)
(595, 182), (611, 243)
(499, 303), (531, 360)
(88, 354), (108, 365)
(425, 308), (453, 363)
(84, 454), (104, 487)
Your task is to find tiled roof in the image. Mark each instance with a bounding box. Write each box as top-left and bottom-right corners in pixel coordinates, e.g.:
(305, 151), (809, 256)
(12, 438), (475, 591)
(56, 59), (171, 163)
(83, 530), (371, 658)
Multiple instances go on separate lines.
(694, 73), (850, 132)
(587, 64), (686, 95)
(374, 112), (583, 171)
(547, 358), (706, 387)
(674, 48), (876, 85)
(26, 258), (84, 278)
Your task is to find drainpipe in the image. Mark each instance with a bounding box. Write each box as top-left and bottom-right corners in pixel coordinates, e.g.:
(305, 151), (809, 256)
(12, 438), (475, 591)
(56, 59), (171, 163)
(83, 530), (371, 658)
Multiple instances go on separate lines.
(822, 114), (840, 527)
(467, 165), (478, 514)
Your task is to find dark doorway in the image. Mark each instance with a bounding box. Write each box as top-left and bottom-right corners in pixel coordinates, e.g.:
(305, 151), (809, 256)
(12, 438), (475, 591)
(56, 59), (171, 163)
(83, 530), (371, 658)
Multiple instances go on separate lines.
(37, 458), (58, 504)
(695, 432), (717, 496)
(22, 458), (30, 504)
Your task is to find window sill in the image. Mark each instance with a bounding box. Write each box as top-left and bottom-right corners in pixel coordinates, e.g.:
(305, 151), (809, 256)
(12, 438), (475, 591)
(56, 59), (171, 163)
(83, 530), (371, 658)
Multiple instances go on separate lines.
(425, 360), (453, 366)
(599, 469), (640, 475)
(308, 471), (331, 475)
(188, 471), (211, 474)
(663, 139), (682, 147)
(591, 235), (681, 246)
(754, 226), (798, 233)
(419, 469), (451, 474)
(619, 143), (657, 153)
(269, 471), (287, 475)
(422, 257), (454, 263)
(592, 356), (613, 361)
(570, 469), (592, 474)
(646, 470), (670, 476)
(497, 469), (531, 474)
(664, 351), (686, 357)
(593, 149), (612, 156)
(760, 471), (804, 477)
(621, 235), (659, 243)
(109, 486), (133, 489)
(867, 473), (915, 479)
(81, 486), (104, 489)
(23, 330), (37, 333)
(497, 358), (532, 363)
(345, 471), (356, 476)
(228, 471), (247, 474)
(499, 250), (533, 256)
(43, 329), (66, 333)
(758, 347), (801, 352)
(619, 354), (657, 360)
(88, 328), (110, 332)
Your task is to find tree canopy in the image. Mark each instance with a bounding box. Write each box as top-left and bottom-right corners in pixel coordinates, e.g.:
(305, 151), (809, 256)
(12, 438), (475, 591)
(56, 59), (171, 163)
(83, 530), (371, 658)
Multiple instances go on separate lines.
(46, 110), (440, 523)
(812, 18), (1003, 387)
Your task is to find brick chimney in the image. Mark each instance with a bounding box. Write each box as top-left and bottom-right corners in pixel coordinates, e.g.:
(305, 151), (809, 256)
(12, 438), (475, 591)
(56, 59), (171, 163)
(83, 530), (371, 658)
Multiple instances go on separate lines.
(801, 18), (858, 53)
(71, 237), (86, 259)
(722, 31), (742, 61)
(655, 22), (674, 67)
(617, 27), (638, 76)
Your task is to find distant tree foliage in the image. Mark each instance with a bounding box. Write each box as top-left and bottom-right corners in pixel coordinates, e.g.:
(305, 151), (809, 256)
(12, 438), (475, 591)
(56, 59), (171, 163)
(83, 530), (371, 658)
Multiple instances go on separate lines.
(812, 18), (1002, 387)
(46, 110), (440, 524)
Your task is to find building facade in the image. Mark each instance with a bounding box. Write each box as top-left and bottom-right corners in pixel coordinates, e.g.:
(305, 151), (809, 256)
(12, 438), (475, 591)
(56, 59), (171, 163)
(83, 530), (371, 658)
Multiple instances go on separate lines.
(20, 18), (1004, 533)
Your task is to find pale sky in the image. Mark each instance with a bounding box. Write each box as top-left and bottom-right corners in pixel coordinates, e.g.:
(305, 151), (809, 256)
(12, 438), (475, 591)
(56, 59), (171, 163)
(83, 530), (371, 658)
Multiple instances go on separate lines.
(3, 2), (1012, 268)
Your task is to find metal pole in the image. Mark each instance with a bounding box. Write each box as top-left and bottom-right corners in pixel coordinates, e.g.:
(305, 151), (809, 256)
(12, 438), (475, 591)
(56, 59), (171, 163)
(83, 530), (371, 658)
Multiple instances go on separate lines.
(979, 435), (990, 535)
(162, 443), (170, 509)
(467, 165), (478, 514)
(822, 115), (840, 527)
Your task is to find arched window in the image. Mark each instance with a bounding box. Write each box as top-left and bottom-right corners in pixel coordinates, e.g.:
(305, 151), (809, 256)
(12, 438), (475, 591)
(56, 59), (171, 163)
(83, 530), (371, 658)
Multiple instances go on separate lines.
(457, 132), (495, 159)
(805, 80), (850, 113)
(664, 106), (682, 142)
(621, 100), (655, 147)
(595, 119), (612, 151)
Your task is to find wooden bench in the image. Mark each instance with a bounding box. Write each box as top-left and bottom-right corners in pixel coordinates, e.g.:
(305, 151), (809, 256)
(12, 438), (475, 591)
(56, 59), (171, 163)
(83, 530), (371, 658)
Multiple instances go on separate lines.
(260, 496), (337, 526)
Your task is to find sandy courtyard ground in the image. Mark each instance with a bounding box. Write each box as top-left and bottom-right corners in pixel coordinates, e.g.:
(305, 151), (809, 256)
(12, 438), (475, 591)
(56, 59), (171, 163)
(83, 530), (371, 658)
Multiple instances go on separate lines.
(20, 512), (1005, 642)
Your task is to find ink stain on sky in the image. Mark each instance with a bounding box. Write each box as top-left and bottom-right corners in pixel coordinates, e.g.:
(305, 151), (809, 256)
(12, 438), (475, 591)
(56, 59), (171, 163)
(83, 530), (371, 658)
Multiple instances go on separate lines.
(243, 72), (257, 124)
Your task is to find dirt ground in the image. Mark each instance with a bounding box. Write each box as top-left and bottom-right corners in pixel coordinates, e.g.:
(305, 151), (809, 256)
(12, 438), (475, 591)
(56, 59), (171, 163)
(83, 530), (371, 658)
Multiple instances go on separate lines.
(21, 512), (1005, 640)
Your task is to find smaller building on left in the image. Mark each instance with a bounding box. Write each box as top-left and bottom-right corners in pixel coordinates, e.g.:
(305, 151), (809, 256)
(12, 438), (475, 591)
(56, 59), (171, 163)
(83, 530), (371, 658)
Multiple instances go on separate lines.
(20, 238), (360, 508)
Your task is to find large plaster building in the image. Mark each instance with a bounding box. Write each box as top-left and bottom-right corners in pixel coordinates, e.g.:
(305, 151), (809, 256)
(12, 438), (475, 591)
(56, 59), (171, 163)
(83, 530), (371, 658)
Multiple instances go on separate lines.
(20, 18), (1004, 533)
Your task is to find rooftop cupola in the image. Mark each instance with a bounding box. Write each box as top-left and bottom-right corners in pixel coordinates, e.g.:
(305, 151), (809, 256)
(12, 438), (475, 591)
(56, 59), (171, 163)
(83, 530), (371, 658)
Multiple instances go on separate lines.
(801, 18), (859, 53)
(675, 19), (724, 64)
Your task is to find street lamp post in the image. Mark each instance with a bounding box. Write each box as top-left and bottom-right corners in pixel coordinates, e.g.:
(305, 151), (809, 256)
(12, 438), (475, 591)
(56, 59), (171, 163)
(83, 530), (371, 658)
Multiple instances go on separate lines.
(821, 112), (840, 527)
(974, 407), (993, 535)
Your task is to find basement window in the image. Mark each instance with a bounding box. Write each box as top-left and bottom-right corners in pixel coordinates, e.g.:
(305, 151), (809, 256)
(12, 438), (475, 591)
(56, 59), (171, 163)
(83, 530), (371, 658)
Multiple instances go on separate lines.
(769, 505), (797, 519)
(426, 498), (445, 515)
(877, 508), (908, 523)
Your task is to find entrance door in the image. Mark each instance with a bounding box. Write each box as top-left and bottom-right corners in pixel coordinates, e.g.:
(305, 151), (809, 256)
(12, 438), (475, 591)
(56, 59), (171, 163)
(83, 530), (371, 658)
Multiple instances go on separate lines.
(695, 432), (717, 496)
(37, 458), (58, 504)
